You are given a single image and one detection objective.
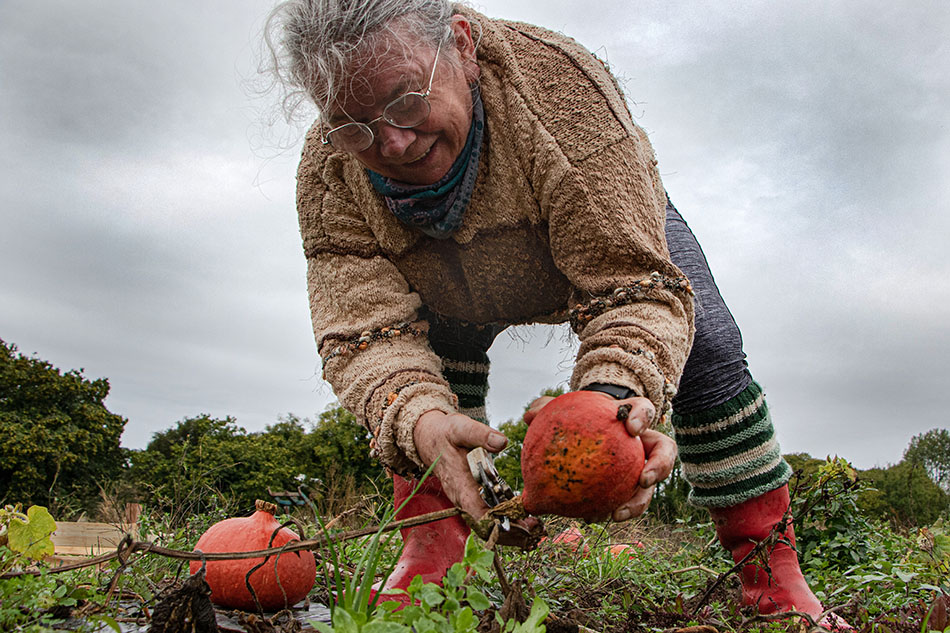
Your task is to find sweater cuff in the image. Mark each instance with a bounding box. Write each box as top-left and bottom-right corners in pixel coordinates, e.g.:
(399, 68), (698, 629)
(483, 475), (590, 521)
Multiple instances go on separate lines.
(373, 381), (458, 475)
(571, 349), (678, 424)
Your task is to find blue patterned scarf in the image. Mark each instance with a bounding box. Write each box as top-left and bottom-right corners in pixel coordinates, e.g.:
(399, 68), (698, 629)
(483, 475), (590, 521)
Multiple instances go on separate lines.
(367, 86), (485, 239)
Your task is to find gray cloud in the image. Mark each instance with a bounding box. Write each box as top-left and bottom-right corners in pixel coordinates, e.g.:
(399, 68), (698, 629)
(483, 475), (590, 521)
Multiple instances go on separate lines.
(2, 0), (947, 469)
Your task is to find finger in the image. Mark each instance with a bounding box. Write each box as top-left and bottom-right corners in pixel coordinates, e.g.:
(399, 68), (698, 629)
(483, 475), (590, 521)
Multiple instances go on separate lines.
(639, 429), (677, 487)
(430, 449), (492, 518)
(611, 484), (655, 522)
(618, 397), (657, 437)
(523, 396), (555, 425)
(444, 414), (508, 453)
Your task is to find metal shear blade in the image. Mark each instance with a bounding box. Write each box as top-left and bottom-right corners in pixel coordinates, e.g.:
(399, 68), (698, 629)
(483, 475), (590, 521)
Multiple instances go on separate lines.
(467, 447), (515, 530)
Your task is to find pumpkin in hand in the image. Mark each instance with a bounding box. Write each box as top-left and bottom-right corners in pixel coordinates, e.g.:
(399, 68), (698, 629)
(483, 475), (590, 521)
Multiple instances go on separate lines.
(190, 500), (316, 611)
(520, 390), (645, 521)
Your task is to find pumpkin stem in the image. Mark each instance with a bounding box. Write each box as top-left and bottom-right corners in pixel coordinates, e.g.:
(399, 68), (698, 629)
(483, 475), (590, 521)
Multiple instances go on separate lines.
(255, 499), (279, 515)
(616, 404), (632, 421)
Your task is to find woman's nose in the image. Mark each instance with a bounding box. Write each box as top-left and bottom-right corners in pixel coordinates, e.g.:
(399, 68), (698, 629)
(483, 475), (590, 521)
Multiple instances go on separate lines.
(376, 124), (416, 158)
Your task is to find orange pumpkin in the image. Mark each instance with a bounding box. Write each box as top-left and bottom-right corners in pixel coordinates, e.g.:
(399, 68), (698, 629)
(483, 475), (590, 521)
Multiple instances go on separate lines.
(191, 500), (316, 611)
(520, 391), (645, 521)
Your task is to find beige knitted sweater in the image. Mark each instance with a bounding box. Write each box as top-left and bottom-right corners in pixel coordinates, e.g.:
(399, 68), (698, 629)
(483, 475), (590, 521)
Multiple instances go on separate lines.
(296, 7), (695, 475)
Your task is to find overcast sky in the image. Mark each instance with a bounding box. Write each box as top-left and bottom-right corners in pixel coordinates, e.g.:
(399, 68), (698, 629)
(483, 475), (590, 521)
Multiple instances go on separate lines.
(1, 0), (947, 470)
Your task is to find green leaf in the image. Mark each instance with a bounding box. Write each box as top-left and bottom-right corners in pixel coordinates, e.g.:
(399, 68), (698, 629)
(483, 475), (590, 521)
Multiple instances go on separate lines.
(310, 620), (335, 633)
(465, 588), (490, 611)
(452, 606), (475, 632)
(445, 563), (466, 588)
(419, 583), (445, 608)
(376, 599), (404, 613)
(894, 570), (917, 583)
(415, 617), (437, 633)
(511, 599), (549, 633)
(399, 605), (425, 624)
(463, 537), (494, 575)
(7, 506), (56, 560)
(332, 607), (360, 633)
(364, 621), (411, 633)
(407, 574), (425, 596)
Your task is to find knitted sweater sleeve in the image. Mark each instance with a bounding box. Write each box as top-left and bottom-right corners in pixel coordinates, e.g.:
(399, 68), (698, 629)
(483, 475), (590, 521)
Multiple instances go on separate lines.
(296, 128), (457, 475)
(546, 127), (696, 422)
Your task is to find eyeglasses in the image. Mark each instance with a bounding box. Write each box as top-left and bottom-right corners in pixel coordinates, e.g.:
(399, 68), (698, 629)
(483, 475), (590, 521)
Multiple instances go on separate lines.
(322, 41), (443, 153)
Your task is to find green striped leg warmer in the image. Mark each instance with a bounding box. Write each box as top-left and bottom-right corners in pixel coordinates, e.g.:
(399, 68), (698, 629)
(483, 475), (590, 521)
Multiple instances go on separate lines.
(437, 344), (491, 424)
(672, 381), (792, 508)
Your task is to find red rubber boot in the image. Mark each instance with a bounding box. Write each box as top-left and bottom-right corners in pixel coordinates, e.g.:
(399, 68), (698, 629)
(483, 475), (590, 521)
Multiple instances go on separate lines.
(377, 474), (470, 604)
(709, 485), (850, 630)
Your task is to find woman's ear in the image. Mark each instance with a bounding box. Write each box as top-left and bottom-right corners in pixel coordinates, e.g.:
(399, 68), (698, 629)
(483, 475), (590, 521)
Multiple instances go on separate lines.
(450, 16), (480, 82)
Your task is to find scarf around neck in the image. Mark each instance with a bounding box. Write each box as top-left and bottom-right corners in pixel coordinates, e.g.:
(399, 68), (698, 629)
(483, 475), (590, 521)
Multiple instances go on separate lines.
(367, 85), (485, 239)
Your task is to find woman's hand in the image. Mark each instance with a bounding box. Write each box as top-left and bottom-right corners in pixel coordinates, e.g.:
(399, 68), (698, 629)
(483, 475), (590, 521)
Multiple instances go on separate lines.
(524, 391), (677, 522)
(413, 409), (509, 520)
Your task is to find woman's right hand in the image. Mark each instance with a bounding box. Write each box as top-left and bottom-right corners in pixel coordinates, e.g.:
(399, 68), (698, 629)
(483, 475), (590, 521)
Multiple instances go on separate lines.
(413, 409), (509, 520)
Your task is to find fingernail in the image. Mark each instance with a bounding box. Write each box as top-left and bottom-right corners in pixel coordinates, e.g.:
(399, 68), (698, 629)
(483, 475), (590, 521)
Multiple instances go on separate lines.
(488, 433), (507, 450)
(614, 507), (632, 522)
(641, 470), (656, 487)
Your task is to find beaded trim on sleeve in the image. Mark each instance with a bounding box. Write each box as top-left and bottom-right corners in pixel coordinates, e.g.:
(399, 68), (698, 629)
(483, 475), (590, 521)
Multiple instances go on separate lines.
(569, 272), (693, 333)
(322, 321), (428, 366)
(368, 380), (425, 478)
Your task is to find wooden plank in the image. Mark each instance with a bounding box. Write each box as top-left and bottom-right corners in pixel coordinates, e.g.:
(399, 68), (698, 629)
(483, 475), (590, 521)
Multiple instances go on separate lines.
(51, 521), (138, 556)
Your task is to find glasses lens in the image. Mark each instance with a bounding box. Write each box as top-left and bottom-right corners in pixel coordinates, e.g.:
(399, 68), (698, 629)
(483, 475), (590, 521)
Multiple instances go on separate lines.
(327, 122), (373, 152)
(383, 93), (431, 128)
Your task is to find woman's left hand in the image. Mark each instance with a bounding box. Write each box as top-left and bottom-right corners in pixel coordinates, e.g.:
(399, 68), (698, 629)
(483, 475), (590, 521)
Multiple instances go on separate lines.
(524, 392), (678, 522)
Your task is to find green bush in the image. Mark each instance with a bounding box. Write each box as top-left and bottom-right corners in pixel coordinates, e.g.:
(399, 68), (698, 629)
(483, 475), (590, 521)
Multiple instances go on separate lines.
(127, 404), (388, 519)
(859, 460), (950, 527)
(0, 339), (125, 515)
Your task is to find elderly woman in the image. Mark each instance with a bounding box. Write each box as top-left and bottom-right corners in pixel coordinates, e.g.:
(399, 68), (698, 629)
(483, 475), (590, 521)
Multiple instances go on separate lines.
(267, 0), (844, 625)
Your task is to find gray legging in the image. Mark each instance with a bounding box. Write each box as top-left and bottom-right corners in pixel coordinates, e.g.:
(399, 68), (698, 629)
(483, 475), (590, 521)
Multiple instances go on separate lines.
(665, 197), (752, 414)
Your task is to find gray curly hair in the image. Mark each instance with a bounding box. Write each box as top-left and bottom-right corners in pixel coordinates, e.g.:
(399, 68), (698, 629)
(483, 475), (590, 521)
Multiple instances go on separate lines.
(263, 0), (463, 119)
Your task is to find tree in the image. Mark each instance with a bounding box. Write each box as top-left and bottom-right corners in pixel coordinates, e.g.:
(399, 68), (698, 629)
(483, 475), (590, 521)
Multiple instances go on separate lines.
(301, 406), (383, 492)
(859, 461), (950, 527)
(127, 405), (389, 520)
(0, 339), (126, 514)
(129, 414), (307, 517)
(904, 428), (950, 492)
(784, 452), (829, 485)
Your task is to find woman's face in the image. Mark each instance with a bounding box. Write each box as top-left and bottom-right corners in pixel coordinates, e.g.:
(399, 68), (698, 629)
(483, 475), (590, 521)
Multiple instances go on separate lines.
(324, 17), (479, 185)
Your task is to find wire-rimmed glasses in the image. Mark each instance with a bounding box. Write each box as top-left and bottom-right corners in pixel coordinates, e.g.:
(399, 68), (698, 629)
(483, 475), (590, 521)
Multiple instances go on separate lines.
(322, 41), (443, 153)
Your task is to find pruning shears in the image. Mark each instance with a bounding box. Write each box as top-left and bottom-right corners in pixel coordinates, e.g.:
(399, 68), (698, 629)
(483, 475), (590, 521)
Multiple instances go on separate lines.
(466, 447), (516, 530)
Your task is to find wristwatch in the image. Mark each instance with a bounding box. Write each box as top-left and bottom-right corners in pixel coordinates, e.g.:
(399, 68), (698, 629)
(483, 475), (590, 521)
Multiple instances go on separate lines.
(582, 383), (639, 400)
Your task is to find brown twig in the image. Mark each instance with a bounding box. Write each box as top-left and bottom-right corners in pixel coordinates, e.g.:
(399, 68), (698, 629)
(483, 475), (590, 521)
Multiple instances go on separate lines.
(1, 507), (464, 579)
(670, 565), (719, 577)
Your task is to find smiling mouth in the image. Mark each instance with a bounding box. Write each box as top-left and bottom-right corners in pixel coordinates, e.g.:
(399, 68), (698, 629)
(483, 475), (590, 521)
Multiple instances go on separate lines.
(406, 144), (433, 164)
